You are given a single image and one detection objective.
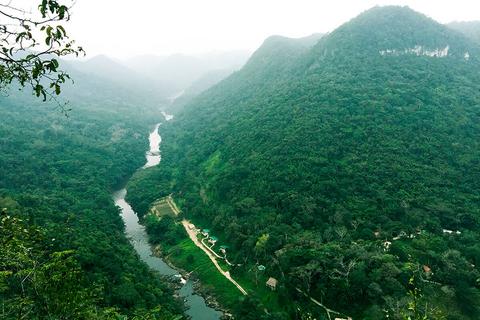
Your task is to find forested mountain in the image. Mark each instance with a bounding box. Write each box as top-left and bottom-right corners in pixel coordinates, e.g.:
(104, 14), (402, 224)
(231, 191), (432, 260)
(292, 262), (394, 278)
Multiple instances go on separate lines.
(127, 6), (480, 319)
(67, 55), (170, 101)
(448, 21), (480, 44)
(67, 51), (250, 102)
(165, 34), (324, 115)
(0, 70), (184, 318)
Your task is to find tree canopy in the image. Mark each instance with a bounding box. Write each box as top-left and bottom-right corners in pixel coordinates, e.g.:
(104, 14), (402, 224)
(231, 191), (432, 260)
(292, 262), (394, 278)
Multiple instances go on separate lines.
(127, 6), (480, 319)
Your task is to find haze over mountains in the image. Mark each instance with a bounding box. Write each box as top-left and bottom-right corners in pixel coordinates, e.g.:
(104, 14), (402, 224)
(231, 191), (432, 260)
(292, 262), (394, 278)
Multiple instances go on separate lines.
(66, 51), (250, 102)
(126, 5), (480, 319)
(448, 20), (480, 44)
(125, 51), (249, 96)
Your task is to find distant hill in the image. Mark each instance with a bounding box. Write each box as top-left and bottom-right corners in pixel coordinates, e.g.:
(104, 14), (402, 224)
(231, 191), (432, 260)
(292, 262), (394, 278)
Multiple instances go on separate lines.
(125, 51), (250, 98)
(65, 52), (250, 107)
(448, 21), (480, 44)
(47, 58), (167, 114)
(127, 6), (480, 319)
(166, 34), (323, 113)
(72, 55), (135, 81)
(166, 68), (236, 113)
(67, 55), (170, 100)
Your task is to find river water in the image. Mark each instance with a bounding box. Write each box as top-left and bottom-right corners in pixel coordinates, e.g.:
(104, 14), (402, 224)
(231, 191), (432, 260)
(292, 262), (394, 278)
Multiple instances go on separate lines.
(113, 115), (223, 320)
(143, 123), (162, 169)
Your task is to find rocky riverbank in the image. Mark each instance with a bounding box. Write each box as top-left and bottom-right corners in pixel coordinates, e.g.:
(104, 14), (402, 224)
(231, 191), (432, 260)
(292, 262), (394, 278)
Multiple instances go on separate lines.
(152, 244), (233, 318)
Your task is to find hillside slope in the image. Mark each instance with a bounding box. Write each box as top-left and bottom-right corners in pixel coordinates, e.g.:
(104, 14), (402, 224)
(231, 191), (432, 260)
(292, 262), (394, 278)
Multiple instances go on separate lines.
(0, 68), (184, 318)
(67, 55), (169, 99)
(128, 6), (480, 319)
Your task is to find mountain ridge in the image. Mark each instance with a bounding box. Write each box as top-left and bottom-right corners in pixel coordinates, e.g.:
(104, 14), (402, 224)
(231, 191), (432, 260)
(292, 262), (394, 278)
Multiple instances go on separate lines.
(308, 6), (478, 64)
(127, 5), (480, 319)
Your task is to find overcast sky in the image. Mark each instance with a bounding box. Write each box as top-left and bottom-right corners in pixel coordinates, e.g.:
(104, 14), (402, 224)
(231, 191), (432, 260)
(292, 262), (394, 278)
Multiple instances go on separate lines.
(63, 0), (480, 59)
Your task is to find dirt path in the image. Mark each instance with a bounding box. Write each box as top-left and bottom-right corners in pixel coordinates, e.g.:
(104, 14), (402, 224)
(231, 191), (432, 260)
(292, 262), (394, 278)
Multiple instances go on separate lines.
(181, 220), (248, 296)
(166, 196), (180, 215)
(295, 288), (350, 320)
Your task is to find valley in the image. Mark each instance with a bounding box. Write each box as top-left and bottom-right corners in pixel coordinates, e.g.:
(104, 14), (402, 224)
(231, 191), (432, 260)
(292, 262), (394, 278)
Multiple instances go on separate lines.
(2, 2), (480, 320)
(112, 120), (223, 319)
(125, 6), (480, 320)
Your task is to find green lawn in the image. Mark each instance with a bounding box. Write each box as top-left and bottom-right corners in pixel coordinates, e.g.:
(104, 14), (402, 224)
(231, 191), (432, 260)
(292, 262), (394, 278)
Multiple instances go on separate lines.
(167, 199), (284, 314)
(164, 233), (243, 308)
(150, 198), (176, 217)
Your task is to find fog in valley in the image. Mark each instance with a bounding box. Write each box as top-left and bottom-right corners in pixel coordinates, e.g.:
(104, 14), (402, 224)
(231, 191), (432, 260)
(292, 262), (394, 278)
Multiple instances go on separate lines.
(59, 0), (480, 110)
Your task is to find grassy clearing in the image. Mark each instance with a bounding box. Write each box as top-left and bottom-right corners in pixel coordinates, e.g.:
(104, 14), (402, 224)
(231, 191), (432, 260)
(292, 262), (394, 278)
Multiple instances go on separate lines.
(150, 198), (176, 217)
(162, 198), (284, 314)
(237, 273), (282, 311)
(178, 224), (283, 313)
(163, 232), (243, 308)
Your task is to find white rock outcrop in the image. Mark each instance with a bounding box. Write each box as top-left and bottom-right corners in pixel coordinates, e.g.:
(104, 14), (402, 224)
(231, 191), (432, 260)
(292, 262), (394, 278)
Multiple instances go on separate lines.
(379, 45), (450, 58)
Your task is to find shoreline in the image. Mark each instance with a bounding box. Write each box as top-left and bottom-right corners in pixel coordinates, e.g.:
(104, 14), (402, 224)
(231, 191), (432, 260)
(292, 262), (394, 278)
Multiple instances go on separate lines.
(180, 219), (248, 296)
(152, 243), (233, 318)
(115, 116), (226, 320)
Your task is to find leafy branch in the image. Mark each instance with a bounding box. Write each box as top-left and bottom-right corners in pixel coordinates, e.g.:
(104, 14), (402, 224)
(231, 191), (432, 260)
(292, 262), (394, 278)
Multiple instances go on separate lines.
(0, 0), (84, 108)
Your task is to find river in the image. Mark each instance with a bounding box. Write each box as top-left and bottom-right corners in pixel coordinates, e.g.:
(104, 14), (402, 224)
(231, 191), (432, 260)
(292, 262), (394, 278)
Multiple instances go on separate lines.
(113, 115), (223, 320)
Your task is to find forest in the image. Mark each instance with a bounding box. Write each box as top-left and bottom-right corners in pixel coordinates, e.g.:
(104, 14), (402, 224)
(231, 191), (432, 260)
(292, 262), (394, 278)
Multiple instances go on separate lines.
(0, 81), (185, 318)
(126, 6), (480, 319)
(2, 2), (480, 320)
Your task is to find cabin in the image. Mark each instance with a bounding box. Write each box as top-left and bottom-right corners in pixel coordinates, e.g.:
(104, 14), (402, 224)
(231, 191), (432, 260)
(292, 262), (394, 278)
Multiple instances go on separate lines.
(208, 236), (218, 245)
(423, 265), (432, 275)
(266, 277), (278, 291)
(201, 229), (210, 237)
(188, 223), (195, 230)
(393, 231), (407, 240)
(383, 240), (392, 251)
(443, 229), (461, 235)
(257, 265), (266, 271)
(219, 245), (228, 255)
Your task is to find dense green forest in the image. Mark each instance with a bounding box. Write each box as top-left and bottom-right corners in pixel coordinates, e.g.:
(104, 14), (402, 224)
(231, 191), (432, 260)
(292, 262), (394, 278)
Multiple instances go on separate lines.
(0, 77), (184, 319)
(127, 6), (480, 319)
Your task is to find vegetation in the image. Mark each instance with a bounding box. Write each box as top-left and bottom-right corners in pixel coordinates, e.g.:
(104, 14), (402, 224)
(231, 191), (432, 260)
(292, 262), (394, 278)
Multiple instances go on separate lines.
(127, 6), (480, 319)
(0, 76), (184, 318)
(2, 2), (480, 319)
(143, 212), (288, 319)
(145, 215), (242, 304)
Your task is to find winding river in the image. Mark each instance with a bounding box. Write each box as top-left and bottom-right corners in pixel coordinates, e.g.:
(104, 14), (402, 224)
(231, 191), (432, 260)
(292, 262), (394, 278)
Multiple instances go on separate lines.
(113, 115), (223, 320)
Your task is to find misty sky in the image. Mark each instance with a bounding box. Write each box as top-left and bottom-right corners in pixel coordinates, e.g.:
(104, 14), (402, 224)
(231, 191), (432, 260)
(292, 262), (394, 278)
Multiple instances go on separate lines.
(64, 0), (480, 59)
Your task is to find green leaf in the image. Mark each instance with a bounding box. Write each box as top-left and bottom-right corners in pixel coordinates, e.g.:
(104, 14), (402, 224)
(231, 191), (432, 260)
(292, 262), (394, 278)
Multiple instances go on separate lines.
(57, 25), (67, 37)
(46, 26), (53, 37)
(58, 6), (67, 20)
(34, 84), (43, 97)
